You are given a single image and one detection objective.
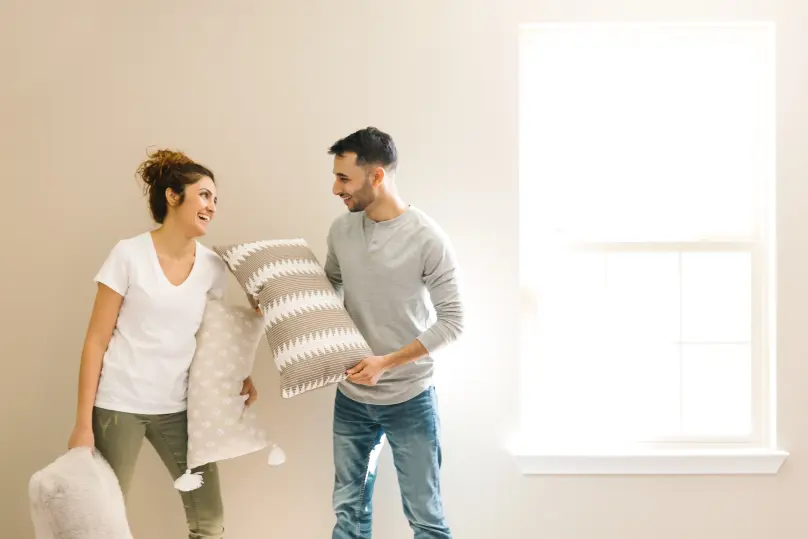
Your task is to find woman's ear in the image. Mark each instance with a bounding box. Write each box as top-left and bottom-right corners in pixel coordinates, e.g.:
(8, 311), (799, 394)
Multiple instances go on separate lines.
(165, 187), (179, 207)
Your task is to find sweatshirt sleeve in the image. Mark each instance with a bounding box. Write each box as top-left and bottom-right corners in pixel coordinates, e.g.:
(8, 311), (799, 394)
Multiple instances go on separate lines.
(324, 221), (343, 293)
(416, 233), (465, 353)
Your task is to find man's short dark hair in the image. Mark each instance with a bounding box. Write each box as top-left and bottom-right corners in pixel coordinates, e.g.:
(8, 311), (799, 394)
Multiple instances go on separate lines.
(328, 127), (397, 171)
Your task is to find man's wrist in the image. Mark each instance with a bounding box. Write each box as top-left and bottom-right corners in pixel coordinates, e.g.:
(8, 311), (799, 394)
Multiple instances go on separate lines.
(383, 340), (428, 370)
(382, 353), (399, 370)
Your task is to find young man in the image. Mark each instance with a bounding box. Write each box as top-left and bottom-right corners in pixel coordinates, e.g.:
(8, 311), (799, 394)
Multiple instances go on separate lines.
(324, 127), (464, 539)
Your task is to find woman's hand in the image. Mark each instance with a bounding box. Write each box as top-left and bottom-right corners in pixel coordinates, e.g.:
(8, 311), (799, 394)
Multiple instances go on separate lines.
(68, 423), (95, 451)
(241, 376), (258, 406)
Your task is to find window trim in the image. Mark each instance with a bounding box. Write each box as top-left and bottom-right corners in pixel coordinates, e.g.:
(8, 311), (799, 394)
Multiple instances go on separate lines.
(520, 240), (766, 443)
(510, 447), (788, 476)
(515, 20), (781, 474)
(514, 231), (782, 476)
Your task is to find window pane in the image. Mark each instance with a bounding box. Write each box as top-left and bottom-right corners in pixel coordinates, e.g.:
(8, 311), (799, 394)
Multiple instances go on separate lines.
(524, 247), (757, 442)
(681, 344), (752, 436)
(531, 251), (606, 341)
(522, 251), (610, 446)
(527, 334), (617, 447)
(519, 23), (774, 242)
(609, 342), (681, 441)
(624, 345), (681, 441)
(525, 336), (682, 446)
(604, 253), (680, 344)
(528, 252), (683, 443)
(681, 252), (752, 343)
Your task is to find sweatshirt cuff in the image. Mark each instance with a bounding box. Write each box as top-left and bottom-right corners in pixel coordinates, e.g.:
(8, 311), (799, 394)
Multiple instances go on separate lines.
(416, 329), (444, 355)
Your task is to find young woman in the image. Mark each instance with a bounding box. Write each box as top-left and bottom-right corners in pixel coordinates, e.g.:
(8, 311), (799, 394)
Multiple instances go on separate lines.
(67, 149), (256, 538)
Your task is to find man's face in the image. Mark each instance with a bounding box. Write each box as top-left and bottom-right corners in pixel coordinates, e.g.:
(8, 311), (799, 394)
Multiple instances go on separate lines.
(332, 152), (377, 213)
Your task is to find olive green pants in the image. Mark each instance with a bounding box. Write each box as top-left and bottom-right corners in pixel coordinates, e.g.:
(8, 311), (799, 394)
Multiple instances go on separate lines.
(92, 407), (224, 539)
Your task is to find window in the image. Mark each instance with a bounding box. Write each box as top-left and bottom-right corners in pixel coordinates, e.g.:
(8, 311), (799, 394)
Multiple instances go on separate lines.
(515, 22), (782, 472)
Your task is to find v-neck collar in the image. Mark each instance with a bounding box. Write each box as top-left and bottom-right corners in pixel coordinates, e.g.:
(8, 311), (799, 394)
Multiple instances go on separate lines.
(146, 232), (199, 288)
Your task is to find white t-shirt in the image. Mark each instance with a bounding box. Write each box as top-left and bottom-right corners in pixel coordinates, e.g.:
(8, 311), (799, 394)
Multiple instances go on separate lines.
(93, 231), (227, 414)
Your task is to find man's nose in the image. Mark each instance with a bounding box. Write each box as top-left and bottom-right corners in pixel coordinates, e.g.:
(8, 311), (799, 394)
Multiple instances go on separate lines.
(332, 181), (341, 196)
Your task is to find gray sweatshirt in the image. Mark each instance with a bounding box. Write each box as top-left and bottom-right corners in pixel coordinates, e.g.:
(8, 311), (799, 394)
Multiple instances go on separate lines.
(324, 206), (464, 405)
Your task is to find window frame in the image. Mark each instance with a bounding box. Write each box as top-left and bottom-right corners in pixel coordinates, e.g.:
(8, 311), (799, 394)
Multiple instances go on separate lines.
(512, 20), (784, 475)
(519, 239), (769, 447)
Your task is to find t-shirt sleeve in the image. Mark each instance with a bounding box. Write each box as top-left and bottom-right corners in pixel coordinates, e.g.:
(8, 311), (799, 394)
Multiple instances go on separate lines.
(208, 255), (229, 301)
(93, 241), (129, 296)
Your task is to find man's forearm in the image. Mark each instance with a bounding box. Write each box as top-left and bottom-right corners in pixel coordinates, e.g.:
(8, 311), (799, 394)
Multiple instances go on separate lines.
(383, 339), (429, 370)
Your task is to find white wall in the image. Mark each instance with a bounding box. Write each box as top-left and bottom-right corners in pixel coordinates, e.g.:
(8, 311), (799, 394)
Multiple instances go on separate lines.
(1, 0), (806, 537)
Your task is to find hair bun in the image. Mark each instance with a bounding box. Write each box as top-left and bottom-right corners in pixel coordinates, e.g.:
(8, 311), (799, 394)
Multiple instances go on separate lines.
(151, 149), (192, 168)
(137, 148), (193, 188)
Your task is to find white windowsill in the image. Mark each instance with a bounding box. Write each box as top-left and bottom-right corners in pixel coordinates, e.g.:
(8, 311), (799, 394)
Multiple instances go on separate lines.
(512, 448), (788, 475)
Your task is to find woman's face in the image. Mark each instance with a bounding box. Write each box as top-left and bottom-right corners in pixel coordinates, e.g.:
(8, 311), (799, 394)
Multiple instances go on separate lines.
(170, 176), (218, 237)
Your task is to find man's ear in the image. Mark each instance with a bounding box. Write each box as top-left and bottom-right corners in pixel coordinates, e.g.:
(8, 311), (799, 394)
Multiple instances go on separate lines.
(370, 166), (386, 187)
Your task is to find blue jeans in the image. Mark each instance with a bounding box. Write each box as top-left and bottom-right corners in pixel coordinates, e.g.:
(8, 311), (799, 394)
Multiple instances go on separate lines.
(331, 386), (451, 539)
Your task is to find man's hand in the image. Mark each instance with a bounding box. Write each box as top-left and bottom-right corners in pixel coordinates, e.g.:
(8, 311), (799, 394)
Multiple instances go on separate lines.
(346, 355), (389, 386)
(241, 376), (258, 406)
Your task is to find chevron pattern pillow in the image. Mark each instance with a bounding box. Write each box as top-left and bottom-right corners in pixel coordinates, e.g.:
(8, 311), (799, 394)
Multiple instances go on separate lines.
(212, 239), (372, 398)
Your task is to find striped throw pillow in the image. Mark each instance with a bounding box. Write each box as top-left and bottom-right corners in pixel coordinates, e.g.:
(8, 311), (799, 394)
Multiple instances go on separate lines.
(213, 239), (372, 398)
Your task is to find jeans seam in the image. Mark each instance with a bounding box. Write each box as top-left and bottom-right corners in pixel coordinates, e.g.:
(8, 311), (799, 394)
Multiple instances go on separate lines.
(152, 420), (200, 531)
(431, 389), (443, 503)
(354, 403), (376, 539)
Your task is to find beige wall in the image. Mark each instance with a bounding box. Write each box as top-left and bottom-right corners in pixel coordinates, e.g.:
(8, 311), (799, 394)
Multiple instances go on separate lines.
(2, 0), (806, 537)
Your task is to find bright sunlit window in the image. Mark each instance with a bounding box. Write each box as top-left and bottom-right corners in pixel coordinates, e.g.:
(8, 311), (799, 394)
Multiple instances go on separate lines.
(517, 22), (776, 452)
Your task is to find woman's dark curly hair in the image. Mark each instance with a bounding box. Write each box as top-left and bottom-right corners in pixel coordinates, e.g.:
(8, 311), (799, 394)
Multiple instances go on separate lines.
(136, 149), (215, 223)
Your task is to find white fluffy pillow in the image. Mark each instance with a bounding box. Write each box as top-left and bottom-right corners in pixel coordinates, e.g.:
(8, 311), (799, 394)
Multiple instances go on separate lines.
(175, 299), (285, 491)
(29, 447), (133, 539)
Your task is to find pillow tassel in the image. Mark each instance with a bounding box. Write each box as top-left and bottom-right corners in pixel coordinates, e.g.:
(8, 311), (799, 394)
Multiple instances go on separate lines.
(174, 468), (204, 492)
(267, 443), (286, 466)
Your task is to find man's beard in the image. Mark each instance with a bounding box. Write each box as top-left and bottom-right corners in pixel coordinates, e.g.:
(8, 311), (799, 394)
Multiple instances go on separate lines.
(349, 178), (375, 212)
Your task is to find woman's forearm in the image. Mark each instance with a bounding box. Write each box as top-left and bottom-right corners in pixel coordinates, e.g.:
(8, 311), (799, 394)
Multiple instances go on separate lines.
(74, 284), (123, 428)
(74, 340), (105, 428)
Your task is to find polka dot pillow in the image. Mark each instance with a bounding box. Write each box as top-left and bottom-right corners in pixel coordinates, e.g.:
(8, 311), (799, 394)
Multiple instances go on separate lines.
(175, 300), (284, 491)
